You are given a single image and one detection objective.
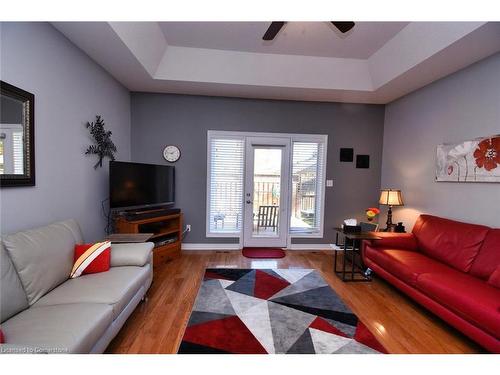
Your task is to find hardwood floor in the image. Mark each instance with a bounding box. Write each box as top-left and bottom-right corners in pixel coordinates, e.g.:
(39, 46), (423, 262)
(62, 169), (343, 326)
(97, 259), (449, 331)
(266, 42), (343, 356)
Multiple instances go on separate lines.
(106, 250), (483, 354)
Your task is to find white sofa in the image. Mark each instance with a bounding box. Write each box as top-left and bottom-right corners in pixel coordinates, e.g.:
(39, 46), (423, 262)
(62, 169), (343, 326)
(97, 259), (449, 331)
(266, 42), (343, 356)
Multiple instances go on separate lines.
(0, 219), (153, 353)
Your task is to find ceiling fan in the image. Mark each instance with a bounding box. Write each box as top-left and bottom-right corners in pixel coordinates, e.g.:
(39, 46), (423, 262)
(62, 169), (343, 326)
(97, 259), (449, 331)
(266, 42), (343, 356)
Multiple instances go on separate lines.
(262, 21), (355, 41)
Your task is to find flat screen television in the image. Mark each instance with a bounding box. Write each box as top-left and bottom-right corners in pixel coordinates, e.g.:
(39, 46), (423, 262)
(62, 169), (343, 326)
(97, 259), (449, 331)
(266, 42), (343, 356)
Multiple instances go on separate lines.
(109, 161), (175, 210)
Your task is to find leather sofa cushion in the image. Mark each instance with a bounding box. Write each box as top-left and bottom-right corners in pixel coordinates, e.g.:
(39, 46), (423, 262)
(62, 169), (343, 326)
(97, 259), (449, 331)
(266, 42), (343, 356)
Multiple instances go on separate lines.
(1, 303), (112, 353)
(488, 267), (500, 288)
(364, 246), (451, 287)
(34, 265), (150, 320)
(3, 220), (84, 305)
(416, 271), (500, 339)
(110, 242), (154, 267)
(365, 232), (418, 251)
(0, 243), (29, 323)
(412, 215), (490, 272)
(469, 229), (500, 280)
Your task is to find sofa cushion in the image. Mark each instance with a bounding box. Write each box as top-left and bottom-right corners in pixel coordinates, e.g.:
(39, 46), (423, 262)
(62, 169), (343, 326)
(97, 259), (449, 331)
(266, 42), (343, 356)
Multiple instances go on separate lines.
(3, 220), (84, 305)
(365, 232), (418, 251)
(412, 215), (490, 272)
(416, 271), (500, 339)
(0, 303), (112, 353)
(469, 229), (500, 280)
(110, 242), (154, 267)
(364, 246), (451, 286)
(33, 265), (150, 320)
(0, 243), (29, 323)
(488, 267), (500, 289)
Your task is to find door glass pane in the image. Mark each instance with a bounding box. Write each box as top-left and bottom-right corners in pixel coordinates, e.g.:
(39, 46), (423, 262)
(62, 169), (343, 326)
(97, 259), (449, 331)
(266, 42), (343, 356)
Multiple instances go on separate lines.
(290, 142), (324, 233)
(208, 137), (244, 234)
(253, 148), (282, 237)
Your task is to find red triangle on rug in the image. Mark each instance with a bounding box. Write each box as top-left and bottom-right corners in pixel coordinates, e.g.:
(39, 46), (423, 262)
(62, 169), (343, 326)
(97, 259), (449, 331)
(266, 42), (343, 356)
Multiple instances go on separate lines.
(181, 315), (268, 354)
(309, 316), (349, 338)
(354, 321), (388, 353)
(254, 270), (290, 300)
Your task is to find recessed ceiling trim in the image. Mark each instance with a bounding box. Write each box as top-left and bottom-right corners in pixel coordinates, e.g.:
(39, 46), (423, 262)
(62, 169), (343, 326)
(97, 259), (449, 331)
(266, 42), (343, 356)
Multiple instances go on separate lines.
(52, 21), (500, 104)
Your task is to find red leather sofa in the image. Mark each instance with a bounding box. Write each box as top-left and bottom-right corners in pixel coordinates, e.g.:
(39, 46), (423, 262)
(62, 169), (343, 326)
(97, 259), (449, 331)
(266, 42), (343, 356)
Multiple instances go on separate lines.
(362, 214), (500, 353)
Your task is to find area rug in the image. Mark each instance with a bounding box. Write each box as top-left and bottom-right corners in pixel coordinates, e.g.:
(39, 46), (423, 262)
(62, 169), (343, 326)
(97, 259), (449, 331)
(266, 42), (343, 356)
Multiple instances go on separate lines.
(178, 268), (387, 354)
(242, 247), (286, 259)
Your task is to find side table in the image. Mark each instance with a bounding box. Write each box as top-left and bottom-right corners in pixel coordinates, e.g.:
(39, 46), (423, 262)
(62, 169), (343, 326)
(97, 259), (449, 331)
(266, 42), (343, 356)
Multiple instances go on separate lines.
(333, 228), (381, 282)
(105, 233), (154, 243)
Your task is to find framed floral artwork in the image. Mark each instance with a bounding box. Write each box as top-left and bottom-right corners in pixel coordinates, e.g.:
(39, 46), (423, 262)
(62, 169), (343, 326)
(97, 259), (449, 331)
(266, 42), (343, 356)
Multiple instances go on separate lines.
(436, 135), (500, 182)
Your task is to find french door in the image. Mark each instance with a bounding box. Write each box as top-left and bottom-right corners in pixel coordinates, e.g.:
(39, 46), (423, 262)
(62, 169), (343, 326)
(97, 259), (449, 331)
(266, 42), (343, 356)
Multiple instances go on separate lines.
(243, 137), (291, 247)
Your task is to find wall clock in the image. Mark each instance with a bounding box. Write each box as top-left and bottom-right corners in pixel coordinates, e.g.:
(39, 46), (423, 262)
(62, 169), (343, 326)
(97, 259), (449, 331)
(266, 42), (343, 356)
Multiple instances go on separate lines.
(163, 145), (181, 163)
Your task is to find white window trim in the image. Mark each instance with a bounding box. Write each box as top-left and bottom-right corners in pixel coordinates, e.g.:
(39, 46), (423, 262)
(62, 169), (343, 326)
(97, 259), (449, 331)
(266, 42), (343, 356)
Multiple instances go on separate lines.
(206, 130), (328, 241)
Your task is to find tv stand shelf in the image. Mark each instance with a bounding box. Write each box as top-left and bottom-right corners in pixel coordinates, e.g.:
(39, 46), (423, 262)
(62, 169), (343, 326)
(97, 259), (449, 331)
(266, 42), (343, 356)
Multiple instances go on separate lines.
(114, 211), (182, 266)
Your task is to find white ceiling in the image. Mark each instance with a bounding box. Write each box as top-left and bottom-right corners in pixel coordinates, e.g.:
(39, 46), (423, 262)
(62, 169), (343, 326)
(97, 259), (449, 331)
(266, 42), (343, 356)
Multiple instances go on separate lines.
(158, 22), (409, 59)
(52, 21), (500, 104)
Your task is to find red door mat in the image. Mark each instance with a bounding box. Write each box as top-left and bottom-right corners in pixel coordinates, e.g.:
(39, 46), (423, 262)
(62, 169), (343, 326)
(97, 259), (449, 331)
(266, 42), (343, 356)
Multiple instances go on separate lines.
(242, 247), (286, 259)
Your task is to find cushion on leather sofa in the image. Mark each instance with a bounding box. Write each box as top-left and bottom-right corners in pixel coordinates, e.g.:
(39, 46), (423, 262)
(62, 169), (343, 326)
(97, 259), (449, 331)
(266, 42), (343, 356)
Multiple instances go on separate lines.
(111, 242), (154, 267)
(1, 303), (112, 353)
(33, 265), (150, 320)
(469, 229), (500, 280)
(3, 220), (84, 305)
(412, 215), (490, 272)
(416, 270), (500, 339)
(364, 246), (452, 286)
(365, 232), (418, 251)
(488, 267), (500, 288)
(0, 243), (29, 323)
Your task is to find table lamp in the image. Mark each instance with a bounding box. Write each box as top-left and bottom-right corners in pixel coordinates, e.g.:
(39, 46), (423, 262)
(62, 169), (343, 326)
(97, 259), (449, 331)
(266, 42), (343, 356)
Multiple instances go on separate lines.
(379, 189), (404, 232)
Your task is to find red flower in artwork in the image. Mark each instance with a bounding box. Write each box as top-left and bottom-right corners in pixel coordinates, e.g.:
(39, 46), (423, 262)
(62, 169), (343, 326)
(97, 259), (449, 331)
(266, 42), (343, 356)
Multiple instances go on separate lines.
(473, 137), (500, 171)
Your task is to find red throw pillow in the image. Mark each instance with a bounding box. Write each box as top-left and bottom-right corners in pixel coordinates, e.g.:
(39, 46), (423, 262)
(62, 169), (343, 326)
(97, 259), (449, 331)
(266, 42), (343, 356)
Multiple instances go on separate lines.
(0, 328), (5, 344)
(487, 266), (500, 289)
(72, 242), (111, 278)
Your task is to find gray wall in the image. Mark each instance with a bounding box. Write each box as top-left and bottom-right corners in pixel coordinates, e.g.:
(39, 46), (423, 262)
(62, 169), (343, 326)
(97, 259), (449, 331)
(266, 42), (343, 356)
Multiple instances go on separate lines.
(0, 23), (131, 241)
(131, 93), (385, 244)
(382, 52), (500, 229)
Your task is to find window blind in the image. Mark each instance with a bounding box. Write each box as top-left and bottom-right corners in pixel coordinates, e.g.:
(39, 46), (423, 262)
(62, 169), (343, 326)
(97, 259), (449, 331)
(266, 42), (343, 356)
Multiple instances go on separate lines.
(290, 141), (325, 234)
(207, 137), (244, 234)
(13, 131), (24, 174)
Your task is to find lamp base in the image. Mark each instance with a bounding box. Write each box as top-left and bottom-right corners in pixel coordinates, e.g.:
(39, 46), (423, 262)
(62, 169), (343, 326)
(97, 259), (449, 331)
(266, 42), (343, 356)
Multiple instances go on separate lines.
(384, 205), (395, 232)
(382, 224), (397, 232)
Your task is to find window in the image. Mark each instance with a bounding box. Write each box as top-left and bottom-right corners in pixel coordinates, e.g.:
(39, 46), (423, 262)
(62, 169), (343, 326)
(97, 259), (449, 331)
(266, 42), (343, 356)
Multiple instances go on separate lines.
(12, 130), (24, 174)
(206, 131), (327, 239)
(206, 135), (245, 236)
(290, 141), (326, 236)
(0, 124), (24, 175)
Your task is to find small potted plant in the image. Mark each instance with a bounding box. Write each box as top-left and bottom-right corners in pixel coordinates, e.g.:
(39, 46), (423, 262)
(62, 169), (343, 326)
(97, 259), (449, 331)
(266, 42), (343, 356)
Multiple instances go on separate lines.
(365, 207), (380, 222)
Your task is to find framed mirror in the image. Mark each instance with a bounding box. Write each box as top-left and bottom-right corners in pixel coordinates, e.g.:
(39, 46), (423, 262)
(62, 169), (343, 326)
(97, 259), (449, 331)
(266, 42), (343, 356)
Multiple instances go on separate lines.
(0, 81), (35, 187)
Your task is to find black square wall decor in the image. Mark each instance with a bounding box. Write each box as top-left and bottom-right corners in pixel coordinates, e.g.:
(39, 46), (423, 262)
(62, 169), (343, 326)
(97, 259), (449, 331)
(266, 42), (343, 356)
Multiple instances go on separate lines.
(356, 155), (370, 169)
(340, 148), (354, 162)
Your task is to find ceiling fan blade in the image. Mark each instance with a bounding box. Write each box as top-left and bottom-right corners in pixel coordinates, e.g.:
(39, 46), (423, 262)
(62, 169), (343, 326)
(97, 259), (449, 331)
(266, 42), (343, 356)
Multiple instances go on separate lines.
(262, 22), (286, 40)
(331, 21), (355, 33)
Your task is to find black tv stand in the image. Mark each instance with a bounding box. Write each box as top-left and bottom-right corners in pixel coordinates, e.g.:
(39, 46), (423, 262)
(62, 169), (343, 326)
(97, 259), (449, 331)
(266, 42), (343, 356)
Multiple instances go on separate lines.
(123, 207), (180, 221)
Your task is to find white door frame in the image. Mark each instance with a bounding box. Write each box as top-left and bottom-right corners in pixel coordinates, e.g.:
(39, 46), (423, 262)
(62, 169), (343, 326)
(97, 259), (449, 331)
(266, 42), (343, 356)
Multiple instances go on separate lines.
(206, 130), (328, 249)
(243, 136), (291, 247)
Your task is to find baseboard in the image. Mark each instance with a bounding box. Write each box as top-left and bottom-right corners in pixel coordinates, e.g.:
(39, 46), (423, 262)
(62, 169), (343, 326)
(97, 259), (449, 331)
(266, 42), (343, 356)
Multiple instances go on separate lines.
(288, 244), (333, 250)
(181, 243), (241, 250)
(181, 243), (334, 251)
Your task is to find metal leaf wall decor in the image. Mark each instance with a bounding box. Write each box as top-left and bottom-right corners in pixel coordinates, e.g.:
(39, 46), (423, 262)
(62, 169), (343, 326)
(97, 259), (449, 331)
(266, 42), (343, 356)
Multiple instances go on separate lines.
(85, 115), (117, 169)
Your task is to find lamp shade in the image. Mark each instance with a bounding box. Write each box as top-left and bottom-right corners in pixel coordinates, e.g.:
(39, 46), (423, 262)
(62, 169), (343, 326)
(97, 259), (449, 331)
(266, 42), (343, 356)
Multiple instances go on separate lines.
(379, 189), (404, 206)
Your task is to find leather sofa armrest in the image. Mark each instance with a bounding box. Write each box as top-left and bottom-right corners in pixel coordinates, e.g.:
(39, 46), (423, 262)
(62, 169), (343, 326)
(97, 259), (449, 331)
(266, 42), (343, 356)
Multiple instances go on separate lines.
(367, 232), (418, 251)
(110, 242), (154, 267)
